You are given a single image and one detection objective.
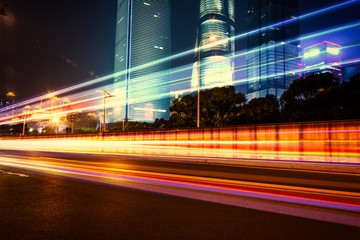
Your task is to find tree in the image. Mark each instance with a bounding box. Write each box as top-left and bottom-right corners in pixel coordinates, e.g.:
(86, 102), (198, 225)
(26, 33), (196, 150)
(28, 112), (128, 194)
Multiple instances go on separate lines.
(241, 95), (280, 124)
(65, 112), (99, 133)
(168, 86), (246, 127)
(340, 73), (360, 119)
(168, 94), (197, 128)
(0, 123), (26, 136)
(153, 118), (167, 128)
(280, 73), (341, 121)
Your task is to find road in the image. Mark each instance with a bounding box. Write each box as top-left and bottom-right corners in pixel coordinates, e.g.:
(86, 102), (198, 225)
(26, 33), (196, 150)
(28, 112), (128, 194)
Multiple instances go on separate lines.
(1, 149), (360, 239)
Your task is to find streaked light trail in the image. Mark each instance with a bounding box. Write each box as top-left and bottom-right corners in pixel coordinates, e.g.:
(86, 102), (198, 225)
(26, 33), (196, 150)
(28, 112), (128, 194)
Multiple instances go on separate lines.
(1, 154), (359, 227)
(1, 0), (359, 119)
(1, 120), (359, 163)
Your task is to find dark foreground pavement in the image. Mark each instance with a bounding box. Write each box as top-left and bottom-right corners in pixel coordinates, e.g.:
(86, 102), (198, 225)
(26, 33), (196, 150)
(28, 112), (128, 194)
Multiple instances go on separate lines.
(1, 165), (360, 240)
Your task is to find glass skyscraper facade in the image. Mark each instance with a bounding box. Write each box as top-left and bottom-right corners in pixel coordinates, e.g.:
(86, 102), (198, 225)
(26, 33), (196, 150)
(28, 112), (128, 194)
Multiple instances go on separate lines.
(192, 0), (235, 90)
(303, 41), (343, 82)
(113, 0), (171, 122)
(246, 0), (300, 100)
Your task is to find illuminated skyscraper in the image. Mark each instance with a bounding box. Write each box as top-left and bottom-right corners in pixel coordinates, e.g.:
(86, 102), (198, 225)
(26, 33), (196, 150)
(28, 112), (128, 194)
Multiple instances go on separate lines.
(113, 0), (171, 122)
(0, 92), (15, 107)
(303, 41), (343, 81)
(192, 0), (235, 90)
(246, 0), (300, 100)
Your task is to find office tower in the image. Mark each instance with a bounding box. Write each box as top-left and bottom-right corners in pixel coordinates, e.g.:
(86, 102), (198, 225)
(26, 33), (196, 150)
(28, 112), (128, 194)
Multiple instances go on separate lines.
(113, 0), (171, 122)
(303, 41), (343, 81)
(246, 0), (300, 100)
(0, 92), (15, 107)
(191, 0), (235, 90)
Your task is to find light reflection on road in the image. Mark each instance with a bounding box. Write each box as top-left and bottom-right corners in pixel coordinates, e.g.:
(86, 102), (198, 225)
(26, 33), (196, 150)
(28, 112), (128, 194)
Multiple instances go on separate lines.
(1, 154), (360, 227)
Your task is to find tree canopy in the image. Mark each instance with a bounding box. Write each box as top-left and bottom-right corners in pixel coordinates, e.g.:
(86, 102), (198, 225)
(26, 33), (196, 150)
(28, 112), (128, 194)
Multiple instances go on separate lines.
(241, 94), (280, 124)
(168, 86), (246, 127)
(280, 72), (360, 121)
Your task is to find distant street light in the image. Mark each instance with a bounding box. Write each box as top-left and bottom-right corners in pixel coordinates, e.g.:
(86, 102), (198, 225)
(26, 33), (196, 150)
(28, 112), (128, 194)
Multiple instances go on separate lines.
(98, 89), (115, 133)
(197, 35), (216, 128)
(39, 93), (60, 134)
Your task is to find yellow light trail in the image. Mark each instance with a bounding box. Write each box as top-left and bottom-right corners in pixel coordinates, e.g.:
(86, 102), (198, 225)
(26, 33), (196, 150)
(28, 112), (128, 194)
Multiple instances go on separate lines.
(1, 1), (359, 120)
(1, 154), (360, 226)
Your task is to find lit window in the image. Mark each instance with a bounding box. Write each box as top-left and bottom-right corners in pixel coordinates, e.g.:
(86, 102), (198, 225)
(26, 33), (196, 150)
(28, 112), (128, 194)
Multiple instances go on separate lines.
(144, 2), (150, 6)
(160, 47), (164, 50)
(304, 49), (320, 58)
(327, 47), (340, 55)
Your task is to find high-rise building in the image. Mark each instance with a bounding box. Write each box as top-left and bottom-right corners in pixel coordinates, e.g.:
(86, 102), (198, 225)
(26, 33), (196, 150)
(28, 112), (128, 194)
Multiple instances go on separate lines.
(303, 41), (343, 81)
(113, 0), (171, 122)
(246, 0), (300, 100)
(0, 92), (15, 107)
(191, 0), (235, 90)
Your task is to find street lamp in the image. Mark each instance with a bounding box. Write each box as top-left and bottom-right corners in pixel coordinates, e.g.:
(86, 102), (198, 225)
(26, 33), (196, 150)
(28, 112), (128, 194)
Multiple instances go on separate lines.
(38, 94), (62, 134)
(197, 35), (216, 128)
(99, 89), (115, 133)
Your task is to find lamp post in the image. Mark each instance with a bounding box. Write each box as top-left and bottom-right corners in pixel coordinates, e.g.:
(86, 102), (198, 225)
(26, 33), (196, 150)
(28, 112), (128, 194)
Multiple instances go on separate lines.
(197, 35), (216, 128)
(100, 89), (115, 133)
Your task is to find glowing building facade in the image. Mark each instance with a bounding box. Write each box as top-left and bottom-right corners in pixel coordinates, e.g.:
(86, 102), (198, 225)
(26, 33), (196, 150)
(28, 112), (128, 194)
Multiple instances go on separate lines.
(246, 0), (300, 100)
(303, 41), (343, 81)
(113, 0), (171, 122)
(192, 0), (235, 90)
(0, 92), (15, 107)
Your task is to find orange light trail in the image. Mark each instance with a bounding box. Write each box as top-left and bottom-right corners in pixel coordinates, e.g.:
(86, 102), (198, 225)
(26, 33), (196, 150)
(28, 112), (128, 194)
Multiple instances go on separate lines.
(1, 154), (360, 227)
(0, 120), (359, 163)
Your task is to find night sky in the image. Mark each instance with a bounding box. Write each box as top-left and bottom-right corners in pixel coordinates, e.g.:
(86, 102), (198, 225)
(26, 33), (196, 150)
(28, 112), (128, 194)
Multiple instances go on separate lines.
(1, 0), (359, 101)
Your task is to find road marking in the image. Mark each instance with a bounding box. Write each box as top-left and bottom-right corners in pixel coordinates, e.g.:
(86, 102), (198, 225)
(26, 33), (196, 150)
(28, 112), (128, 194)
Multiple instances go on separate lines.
(0, 169), (29, 177)
(1, 155), (360, 226)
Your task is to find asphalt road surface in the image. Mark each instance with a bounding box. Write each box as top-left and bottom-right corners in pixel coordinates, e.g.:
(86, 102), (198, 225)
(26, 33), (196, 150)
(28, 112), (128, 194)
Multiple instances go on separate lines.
(1, 150), (360, 239)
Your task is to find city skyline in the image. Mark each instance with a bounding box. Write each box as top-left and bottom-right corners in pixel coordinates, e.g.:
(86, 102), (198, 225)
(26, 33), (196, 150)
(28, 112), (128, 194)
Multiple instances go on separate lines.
(0, 0), (359, 103)
(1, 1), (360, 237)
